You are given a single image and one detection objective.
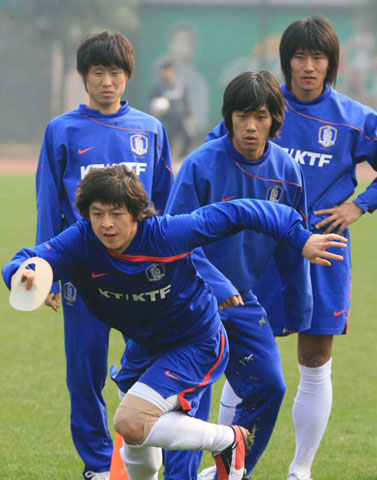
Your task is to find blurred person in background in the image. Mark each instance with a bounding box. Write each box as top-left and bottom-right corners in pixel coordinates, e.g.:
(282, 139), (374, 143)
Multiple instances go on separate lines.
(149, 60), (195, 168)
(35, 30), (173, 480)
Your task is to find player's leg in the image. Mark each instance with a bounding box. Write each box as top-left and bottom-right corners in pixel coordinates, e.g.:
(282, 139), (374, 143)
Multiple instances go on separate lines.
(113, 325), (252, 480)
(218, 378), (241, 425)
(163, 386), (212, 479)
(62, 283), (112, 478)
(223, 297), (286, 477)
(288, 238), (351, 480)
(288, 333), (333, 479)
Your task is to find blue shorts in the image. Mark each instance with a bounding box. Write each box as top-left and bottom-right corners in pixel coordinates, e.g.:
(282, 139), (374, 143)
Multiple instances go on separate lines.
(256, 229), (351, 336)
(112, 323), (228, 416)
(306, 230), (351, 335)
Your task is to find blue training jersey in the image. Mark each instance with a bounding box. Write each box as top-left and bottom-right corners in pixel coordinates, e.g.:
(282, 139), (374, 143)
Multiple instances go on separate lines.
(165, 134), (313, 332)
(3, 199), (311, 350)
(36, 101), (173, 242)
(276, 85), (377, 227)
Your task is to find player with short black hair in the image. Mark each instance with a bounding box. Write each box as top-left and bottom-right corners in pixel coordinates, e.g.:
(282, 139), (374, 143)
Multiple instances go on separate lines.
(36, 31), (173, 479)
(262, 16), (377, 480)
(209, 17), (377, 480)
(164, 70), (315, 480)
(3, 165), (347, 480)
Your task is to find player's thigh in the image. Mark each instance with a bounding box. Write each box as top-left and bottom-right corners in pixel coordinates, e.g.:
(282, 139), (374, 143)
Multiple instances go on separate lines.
(298, 332), (333, 367)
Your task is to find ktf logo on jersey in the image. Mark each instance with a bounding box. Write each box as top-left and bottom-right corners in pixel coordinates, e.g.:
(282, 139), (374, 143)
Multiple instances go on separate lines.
(145, 264), (165, 282)
(267, 185), (284, 203)
(130, 134), (149, 156)
(63, 282), (77, 305)
(318, 125), (337, 148)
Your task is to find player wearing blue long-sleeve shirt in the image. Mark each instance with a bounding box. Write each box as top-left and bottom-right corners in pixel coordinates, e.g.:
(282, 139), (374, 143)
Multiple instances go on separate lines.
(163, 72), (313, 480)
(213, 18), (377, 480)
(35, 31), (173, 479)
(3, 165), (346, 480)
(263, 17), (377, 480)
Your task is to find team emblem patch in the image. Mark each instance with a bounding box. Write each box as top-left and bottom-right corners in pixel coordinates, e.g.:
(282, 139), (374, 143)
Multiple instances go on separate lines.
(63, 282), (77, 305)
(318, 125), (337, 147)
(130, 134), (149, 156)
(267, 185), (284, 203)
(145, 264), (165, 282)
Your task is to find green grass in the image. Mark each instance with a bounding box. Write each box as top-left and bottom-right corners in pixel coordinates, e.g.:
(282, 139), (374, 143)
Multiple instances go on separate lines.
(0, 174), (376, 479)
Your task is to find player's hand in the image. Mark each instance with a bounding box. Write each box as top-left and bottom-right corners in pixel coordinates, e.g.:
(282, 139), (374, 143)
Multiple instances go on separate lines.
(302, 233), (348, 266)
(219, 295), (244, 311)
(314, 201), (364, 234)
(45, 292), (61, 312)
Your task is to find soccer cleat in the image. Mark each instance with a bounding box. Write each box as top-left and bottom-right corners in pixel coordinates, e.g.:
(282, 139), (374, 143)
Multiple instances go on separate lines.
(213, 425), (253, 480)
(287, 472), (313, 480)
(84, 471), (110, 480)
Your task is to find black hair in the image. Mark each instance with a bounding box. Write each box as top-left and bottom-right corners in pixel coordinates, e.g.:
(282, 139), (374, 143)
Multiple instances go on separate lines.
(77, 30), (135, 79)
(222, 71), (285, 138)
(280, 16), (339, 88)
(75, 165), (157, 221)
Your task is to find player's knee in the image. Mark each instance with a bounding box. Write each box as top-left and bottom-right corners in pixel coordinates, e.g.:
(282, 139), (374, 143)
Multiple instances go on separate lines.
(115, 416), (150, 445)
(262, 366), (286, 400)
(114, 393), (163, 445)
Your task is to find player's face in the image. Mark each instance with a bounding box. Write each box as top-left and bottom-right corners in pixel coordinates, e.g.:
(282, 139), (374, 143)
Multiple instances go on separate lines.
(89, 202), (138, 254)
(290, 49), (329, 101)
(231, 107), (273, 162)
(84, 65), (128, 114)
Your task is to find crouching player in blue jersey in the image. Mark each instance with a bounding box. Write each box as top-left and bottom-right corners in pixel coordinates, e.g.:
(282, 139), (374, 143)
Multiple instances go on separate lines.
(3, 166), (348, 480)
(35, 31), (173, 478)
(163, 71), (314, 480)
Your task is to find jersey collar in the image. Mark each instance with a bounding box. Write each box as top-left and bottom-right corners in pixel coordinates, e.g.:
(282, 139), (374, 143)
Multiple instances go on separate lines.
(79, 100), (130, 118)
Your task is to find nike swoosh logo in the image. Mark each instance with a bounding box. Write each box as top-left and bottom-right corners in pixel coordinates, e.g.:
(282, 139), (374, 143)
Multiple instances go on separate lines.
(165, 370), (180, 380)
(222, 195), (236, 202)
(334, 310), (345, 317)
(91, 272), (109, 279)
(78, 147), (94, 154)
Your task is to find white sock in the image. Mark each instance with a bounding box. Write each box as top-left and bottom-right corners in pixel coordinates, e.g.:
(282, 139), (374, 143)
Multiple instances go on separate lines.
(219, 379), (241, 425)
(121, 444), (162, 480)
(142, 410), (235, 454)
(289, 358), (333, 475)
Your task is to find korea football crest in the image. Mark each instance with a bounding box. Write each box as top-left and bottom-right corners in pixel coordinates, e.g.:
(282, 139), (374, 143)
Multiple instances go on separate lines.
(63, 282), (77, 305)
(130, 134), (149, 156)
(267, 184), (284, 203)
(318, 125), (337, 148)
(145, 264), (165, 282)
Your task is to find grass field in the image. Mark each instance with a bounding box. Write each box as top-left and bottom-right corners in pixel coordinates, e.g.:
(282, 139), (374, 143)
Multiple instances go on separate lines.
(0, 173), (376, 479)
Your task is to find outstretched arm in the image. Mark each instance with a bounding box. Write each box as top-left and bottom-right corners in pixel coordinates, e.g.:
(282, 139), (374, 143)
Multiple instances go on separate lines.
(302, 233), (348, 266)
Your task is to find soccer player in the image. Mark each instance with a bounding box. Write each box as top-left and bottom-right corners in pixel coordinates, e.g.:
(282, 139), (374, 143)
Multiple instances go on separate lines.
(35, 31), (173, 479)
(266, 16), (377, 480)
(163, 71), (317, 480)
(208, 17), (377, 480)
(2, 165), (347, 480)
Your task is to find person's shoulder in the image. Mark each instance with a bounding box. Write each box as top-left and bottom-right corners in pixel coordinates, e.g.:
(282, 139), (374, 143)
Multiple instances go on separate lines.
(269, 140), (303, 176)
(330, 89), (377, 128)
(184, 136), (227, 167)
(126, 106), (163, 132)
(46, 108), (81, 130)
